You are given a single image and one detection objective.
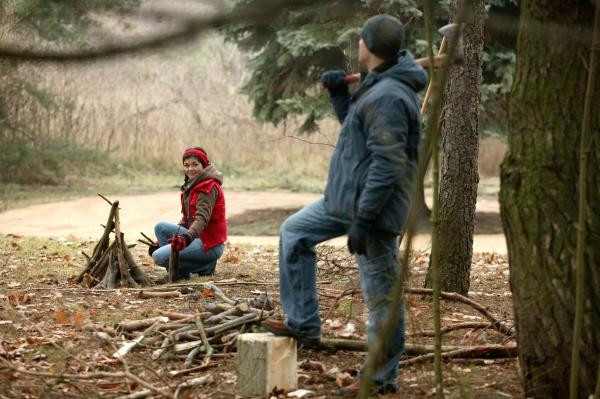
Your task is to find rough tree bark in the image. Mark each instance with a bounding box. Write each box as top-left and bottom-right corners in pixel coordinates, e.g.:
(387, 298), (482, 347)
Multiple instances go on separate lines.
(425, 0), (485, 295)
(499, 1), (600, 397)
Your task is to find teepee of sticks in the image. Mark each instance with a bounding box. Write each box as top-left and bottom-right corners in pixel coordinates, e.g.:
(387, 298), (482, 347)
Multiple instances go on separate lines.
(76, 195), (153, 289)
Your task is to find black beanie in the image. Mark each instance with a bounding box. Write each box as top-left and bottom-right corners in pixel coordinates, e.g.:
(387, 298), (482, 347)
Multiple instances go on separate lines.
(360, 14), (405, 61)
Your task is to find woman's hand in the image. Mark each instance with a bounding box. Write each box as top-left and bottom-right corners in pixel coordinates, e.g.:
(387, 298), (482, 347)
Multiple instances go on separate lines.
(169, 234), (192, 251)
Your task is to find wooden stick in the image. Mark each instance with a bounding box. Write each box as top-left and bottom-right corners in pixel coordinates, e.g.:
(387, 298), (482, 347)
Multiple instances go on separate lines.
(168, 246), (179, 283)
(205, 312), (260, 336)
(194, 317), (213, 356)
(398, 343), (518, 366)
(405, 288), (514, 336)
(121, 239), (153, 286)
(76, 200), (118, 283)
(117, 316), (171, 332)
(161, 311), (211, 320)
(205, 303), (249, 324)
(140, 231), (154, 244)
(112, 317), (168, 358)
(169, 362), (216, 377)
(202, 283), (236, 306)
(173, 375), (214, 398)
(316, 338), (461, 353)
(408, 322), (493, 337)
(151, 336), (172, 360)
(113, 205), (137, 288)
(138, 290), (182, 299)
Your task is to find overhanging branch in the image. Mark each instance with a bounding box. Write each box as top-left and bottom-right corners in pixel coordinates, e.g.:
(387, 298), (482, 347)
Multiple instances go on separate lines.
(0, 0), (322, 62)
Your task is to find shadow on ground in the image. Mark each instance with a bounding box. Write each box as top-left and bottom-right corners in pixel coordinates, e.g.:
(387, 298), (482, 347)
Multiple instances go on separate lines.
(228, 208), (503, 236)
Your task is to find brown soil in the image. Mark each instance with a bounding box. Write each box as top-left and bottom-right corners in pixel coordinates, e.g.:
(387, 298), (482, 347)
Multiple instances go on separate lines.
(0, 236), (521, 399)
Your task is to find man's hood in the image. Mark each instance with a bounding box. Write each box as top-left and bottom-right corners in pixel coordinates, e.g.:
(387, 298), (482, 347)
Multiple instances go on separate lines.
(366, 50), (428, 93)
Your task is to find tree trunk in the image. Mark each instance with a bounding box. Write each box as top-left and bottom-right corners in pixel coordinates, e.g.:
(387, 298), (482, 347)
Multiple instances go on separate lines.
(425, 0), (485, 295)
(499, 1), (600, 397)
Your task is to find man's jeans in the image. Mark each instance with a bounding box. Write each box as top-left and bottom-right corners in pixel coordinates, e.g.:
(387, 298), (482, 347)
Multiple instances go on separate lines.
(152, 221), (224, 278)
(279, 198), (404, 387)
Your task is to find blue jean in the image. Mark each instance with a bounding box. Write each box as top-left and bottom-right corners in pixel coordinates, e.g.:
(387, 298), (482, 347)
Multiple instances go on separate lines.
(279, 198), (404, 387)
(152, 221), (224, 278)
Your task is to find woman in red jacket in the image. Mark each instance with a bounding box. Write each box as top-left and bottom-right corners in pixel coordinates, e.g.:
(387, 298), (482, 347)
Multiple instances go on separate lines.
(150, 147), (227, 282)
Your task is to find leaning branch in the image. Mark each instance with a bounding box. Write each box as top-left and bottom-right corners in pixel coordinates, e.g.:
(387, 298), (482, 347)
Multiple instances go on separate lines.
(405, 288), (514, 337)
(0, 0), (321, 62)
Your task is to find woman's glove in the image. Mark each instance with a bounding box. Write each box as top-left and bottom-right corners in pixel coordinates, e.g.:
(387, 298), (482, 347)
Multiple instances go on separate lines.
(320, 70), (349, 97)
(169, 234), (192, 251)
(148, 241), (159, 256)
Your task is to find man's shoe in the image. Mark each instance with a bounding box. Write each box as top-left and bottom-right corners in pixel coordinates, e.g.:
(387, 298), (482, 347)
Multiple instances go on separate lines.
(262, 319), (320, 346)
(339, 379), (397, 397)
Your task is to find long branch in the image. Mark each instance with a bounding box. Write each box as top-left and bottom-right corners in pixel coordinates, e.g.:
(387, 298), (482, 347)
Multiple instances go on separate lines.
(0, 0), (321, 62)
(405, 287), (514, 337)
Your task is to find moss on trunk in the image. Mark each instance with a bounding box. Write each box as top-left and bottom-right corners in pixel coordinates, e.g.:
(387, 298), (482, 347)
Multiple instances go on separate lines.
(499, 1), (600, 397)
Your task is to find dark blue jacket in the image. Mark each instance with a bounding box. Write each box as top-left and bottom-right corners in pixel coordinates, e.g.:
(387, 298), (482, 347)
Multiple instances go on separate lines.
(323, 50), (428, 234)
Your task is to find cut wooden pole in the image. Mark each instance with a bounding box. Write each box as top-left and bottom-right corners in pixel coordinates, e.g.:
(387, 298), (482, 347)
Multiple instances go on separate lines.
(168, 246), (179, 283)
(236, 333), (297, 397)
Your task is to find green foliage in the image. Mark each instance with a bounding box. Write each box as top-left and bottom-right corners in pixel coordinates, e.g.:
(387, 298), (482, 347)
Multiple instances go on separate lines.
(13, 0), (140, 43)
(224, 0), (516, 135)
(0, 135), (115, 185)
(222, 0), (421, 131)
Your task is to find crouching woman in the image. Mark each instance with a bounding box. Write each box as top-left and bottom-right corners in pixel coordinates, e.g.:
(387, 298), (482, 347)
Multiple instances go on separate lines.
(151, 147), (227, 282)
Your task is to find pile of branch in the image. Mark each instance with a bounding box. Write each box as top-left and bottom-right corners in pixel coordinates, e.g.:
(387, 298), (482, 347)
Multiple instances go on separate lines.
(113, 283), (273, 369)
(76, 196), (152, 289)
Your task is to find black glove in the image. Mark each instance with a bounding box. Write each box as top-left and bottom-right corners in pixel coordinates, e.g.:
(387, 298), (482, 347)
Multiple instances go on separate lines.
(148, 241), (159, 256)
(320, 70), (349, 97)
(347, 216), (372, 256)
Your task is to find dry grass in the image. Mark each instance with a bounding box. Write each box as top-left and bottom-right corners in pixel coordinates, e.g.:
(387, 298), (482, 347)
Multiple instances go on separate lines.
(2, 0), (507, 191)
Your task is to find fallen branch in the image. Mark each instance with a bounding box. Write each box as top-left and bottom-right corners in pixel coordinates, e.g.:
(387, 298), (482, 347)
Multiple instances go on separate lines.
(202, 283), (237, 306)
(398, 343), (518, 366)
(117, 316), (170, 333)
(408, 322), (493, 337)
(405, 288), (514, 337)
(138, 290), (182, 299)
(113, 317), (168, 358)
(174, 375), (214, 399)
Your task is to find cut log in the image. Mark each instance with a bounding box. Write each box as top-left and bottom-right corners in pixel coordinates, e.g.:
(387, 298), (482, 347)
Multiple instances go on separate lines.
(236, 333), (297, 397)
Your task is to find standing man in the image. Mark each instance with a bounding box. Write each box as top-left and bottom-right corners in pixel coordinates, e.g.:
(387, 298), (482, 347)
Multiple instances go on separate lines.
(263, 14), (427, 395)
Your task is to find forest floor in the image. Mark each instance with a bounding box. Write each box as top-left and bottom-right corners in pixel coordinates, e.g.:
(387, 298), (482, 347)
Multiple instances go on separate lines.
(0, 180), (519, 398)
(0, 236), (520, 398)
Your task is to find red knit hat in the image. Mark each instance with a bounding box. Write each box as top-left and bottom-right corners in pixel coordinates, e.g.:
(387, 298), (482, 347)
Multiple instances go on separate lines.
(182, 148), (209, 167)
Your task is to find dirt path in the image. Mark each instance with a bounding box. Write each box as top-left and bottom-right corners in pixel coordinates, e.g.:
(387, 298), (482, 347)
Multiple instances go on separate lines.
(0, 189), (506, 253)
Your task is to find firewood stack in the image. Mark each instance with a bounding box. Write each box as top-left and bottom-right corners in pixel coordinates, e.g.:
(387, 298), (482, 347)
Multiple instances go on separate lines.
(112, 284), (275, 368)
(76, 197), (153, 289)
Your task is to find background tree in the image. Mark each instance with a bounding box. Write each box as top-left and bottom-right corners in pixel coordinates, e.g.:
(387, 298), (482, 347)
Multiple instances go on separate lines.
(0, 0), (140, 184)
(499, 0), (600, 397)
(425, 0), (485, 295)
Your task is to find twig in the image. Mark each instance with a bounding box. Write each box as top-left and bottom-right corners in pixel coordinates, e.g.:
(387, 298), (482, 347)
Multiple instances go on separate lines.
(113, 317), (168, 358)
(405, 288), (514, 336)
(174, 375), (214, 399)
(97, 193), (113, 206)
(194, 317), (213, 356)
(0, 357), (173, 399)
